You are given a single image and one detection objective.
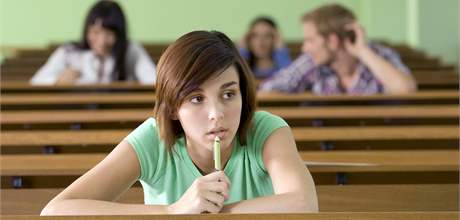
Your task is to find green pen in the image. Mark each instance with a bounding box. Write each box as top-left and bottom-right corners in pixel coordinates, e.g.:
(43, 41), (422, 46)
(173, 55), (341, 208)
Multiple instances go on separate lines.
(214, 136), (221, 171)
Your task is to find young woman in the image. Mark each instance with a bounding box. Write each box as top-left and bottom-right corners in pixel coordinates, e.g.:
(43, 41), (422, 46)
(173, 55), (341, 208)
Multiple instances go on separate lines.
(41, 30), (318, 215)
(30, 0), (156, 85)
(239, 16), (292, 79)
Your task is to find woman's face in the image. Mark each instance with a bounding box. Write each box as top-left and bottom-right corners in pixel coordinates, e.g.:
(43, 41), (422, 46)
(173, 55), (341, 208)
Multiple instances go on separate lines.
(177, 65), (242, 153)
(87, 20), (116, 58)
(249, 22), (275, 59)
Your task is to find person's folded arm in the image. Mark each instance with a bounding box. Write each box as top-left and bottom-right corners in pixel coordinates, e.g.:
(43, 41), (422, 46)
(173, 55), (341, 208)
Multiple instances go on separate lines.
(41, 140), (170, 215)
(258, 54), (316, 93)
(221, 126), (319, 213)
(358, 46), (417, 94)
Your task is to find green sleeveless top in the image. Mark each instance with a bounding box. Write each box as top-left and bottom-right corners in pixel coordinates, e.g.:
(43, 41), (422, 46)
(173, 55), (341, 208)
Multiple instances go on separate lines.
(125, 111), (288, 205)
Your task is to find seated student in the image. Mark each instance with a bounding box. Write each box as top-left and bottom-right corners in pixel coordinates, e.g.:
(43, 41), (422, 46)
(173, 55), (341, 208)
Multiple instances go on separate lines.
(40, 30), (318, 215)
(30, 0), (156, 85)
(259, 4), (417, 94)
(238, 16), (292, 79)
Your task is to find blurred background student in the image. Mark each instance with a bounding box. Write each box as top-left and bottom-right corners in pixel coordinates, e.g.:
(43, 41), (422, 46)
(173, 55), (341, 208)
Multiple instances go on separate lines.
(238, 16), (291, 80)
(30, 0), (156, 85)
(259, 4), (417, 94)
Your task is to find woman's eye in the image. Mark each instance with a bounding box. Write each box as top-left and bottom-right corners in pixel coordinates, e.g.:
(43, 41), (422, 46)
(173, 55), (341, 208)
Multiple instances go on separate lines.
(190, 96), (204, 103)
(223, 91), (235, 99)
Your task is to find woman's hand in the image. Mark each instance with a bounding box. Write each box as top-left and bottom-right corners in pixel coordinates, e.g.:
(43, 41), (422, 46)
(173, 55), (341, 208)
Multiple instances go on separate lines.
(167, 171), (231, 214)
(56, 68), (80, 84)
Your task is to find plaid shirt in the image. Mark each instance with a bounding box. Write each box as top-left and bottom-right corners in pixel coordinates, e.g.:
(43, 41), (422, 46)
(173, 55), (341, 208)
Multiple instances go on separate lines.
(258, 43), (411, 94)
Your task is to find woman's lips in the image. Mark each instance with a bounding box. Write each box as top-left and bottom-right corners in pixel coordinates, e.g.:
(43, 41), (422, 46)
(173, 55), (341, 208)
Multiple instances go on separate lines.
(206, 129), (228, 139)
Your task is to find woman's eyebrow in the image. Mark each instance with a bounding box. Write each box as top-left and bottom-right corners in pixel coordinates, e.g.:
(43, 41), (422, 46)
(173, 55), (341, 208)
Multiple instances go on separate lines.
(220, 81), (238, 89)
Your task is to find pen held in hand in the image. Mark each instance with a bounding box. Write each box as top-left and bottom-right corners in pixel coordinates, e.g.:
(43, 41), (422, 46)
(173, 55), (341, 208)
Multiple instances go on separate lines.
(213, 136), (221, 171)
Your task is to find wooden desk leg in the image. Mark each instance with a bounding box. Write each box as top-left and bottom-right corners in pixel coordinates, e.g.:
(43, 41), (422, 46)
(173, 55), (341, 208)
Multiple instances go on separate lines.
(12, 176), (23, 188)
(42, 146), (56, 154)
(321, 141), (334, 151)
(336, 172), (347, 185)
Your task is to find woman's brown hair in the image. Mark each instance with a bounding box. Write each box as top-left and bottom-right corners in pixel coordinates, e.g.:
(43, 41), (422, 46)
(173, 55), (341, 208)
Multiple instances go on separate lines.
(154, 30), (256, 151)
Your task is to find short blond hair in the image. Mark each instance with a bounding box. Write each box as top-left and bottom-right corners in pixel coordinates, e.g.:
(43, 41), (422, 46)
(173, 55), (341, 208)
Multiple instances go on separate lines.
(302, 3), (356, 40)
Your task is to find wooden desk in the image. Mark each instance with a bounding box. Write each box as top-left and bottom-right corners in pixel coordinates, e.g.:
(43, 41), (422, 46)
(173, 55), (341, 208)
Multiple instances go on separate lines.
(1, 89), (459, 107)
(2, 126), (457, 147)
(1, 150), (457, 176)
(0, 82), (154, 93)
(413, 70), (459, 89)
(1, 184), (457, 215)
(3, 68), (458, 88)
(1, 212), (459, 220)
(2, 105), (458, 125)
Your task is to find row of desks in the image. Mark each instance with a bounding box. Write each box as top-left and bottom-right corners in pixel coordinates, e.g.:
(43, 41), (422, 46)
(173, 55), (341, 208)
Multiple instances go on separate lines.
(1, 43), (458, 217)
(1, 150), (458, 187)
(1, 85), (458, 96)
(3, 69), (458, 89)
(1, 90), (459, 112)
(2, 184), (458, 214)
(2, 126), (458, 146)
(2, 150), (457, 175)
(2, 212), (458, 219)
(1, 89), (459, 186)
(2, 105), (459, 124)
(1, 86), (458, 216)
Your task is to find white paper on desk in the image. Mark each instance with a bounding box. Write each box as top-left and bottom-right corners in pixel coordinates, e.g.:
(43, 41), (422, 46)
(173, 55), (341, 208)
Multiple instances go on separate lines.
(304, 161), (378, 166)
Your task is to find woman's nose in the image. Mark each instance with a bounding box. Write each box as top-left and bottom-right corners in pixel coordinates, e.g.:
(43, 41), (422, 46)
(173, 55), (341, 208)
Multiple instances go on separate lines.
(208, 101), (224, 121)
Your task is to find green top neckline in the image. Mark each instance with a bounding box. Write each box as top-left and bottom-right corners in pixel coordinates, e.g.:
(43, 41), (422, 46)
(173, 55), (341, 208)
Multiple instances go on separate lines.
(177, 136), (239, 178)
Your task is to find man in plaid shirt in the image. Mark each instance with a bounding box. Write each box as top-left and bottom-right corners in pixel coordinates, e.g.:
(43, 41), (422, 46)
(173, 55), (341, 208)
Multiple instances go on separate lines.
(259, 4), (416, 95)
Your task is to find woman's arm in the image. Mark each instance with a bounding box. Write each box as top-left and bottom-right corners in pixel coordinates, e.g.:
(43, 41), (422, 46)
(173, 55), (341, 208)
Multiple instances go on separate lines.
(30, 46), (71, 85)
(41, 139), (230, 215)
(221, 127), (318, 213)
(41, 140), (169, 215)
(258, 53), (316, 93)
(132, 43), (157, 85)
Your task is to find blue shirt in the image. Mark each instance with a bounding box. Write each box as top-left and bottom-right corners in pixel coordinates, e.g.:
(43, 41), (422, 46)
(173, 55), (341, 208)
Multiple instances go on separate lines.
(239, 47), (292, 79)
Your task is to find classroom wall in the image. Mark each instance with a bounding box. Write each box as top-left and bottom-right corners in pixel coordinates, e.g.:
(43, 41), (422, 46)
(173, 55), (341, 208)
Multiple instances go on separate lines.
(0, 0), (360, 45)
(0, 0), (458, 65)
(361, 0), (409, 43)
(417, 0), (459, 65)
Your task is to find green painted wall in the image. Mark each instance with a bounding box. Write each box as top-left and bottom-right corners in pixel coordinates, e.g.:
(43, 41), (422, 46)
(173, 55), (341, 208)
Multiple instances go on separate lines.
(361, 0), (409, 43)
(0, 0), (362, 45)
(418, 0), (458, 65)
(1, 0), (458, 65)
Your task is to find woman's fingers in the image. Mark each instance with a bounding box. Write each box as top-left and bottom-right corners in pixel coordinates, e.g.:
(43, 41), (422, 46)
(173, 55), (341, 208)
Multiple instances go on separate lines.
(204, 181), (229, 199)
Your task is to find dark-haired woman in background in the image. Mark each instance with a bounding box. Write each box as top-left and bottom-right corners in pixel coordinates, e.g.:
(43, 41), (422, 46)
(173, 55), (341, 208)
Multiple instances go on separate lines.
(238, 16), (291, 79)
(31, 0), (156, 85)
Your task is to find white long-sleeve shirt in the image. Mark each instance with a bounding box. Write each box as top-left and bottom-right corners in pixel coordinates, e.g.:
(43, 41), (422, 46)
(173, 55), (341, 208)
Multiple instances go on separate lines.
(30, 42), (157, 85)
